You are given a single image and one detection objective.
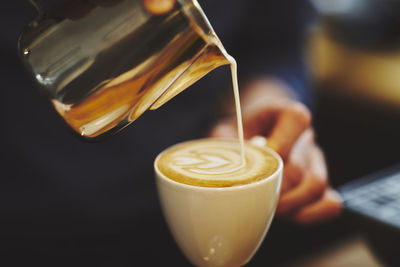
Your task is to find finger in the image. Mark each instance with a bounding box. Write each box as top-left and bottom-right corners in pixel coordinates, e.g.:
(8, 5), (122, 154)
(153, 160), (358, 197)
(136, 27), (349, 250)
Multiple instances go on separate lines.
(276, 171), (327, 214)
(280, 162), (303, 194)
(276, 144), (328, 214)
(209, 107), (278, 140)
(267, 103), (311, 160)
(142, 0), (177, 15)
(288, 128), (313, 166)
(279, 129), (314, 197)
(291, 188), (342, 224)
(209, 119), (237, 138)
(241, 108), (279, 139)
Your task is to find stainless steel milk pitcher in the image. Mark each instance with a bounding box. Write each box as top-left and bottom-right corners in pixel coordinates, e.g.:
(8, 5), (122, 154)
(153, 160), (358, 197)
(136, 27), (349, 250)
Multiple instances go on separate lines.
(19, 0), (229, 139)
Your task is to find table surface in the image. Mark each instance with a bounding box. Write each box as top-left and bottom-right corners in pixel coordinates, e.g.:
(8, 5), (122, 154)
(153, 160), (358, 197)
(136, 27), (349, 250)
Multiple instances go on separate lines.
(282, 235), (383, 267)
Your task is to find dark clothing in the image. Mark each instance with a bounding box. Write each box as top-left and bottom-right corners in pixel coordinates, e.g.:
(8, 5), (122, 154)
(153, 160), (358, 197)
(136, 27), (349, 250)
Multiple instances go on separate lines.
(1, 1), (314, 266)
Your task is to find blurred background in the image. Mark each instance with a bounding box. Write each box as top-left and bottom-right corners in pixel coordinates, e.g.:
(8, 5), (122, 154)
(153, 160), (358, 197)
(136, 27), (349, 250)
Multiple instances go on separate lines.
(310, 0), (400, 183)
(1, 0), (400, 266)
(298, 0), (400, 266)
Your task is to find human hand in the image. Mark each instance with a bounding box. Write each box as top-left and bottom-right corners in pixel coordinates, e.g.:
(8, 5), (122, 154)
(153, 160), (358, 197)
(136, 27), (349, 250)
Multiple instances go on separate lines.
(209, 78), (342, 224)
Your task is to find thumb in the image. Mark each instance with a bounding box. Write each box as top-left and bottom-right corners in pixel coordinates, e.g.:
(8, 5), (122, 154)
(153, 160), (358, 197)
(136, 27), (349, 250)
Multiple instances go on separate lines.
(209, 119), (238, 138)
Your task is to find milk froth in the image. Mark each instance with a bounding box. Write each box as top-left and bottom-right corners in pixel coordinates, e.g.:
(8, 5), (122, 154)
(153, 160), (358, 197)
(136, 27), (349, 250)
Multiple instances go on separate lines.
(157, 139), (278, 187)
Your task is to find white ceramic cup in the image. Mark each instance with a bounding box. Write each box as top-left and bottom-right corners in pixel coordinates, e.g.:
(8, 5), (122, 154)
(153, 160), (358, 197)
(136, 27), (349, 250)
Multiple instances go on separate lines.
(155, 138), (283, 267)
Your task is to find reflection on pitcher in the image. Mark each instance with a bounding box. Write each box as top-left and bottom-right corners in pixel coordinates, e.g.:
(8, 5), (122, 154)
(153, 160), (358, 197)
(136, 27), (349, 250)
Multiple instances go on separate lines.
(19, 0), (229, 139)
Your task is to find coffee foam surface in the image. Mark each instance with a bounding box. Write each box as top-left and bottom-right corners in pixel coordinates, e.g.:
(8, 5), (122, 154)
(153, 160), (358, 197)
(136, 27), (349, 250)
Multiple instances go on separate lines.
(157, 139), (278, 187)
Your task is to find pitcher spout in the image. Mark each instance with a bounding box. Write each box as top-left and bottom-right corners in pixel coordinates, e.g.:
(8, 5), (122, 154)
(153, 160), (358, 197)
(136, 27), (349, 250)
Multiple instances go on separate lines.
(149, 44), (229, 111)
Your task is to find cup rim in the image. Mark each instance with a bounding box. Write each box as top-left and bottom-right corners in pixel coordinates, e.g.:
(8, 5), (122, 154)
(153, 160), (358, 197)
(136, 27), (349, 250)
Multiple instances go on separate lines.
(154, 137), (283, 191)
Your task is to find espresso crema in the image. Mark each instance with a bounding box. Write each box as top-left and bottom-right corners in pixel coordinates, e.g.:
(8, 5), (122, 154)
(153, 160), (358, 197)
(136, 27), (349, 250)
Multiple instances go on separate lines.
(156, 139), (278, 187)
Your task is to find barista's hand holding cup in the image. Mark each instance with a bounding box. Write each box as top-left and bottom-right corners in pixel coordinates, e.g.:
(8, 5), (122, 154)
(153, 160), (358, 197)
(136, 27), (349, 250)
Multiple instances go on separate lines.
(210, 78), (342, 224)
(155, 138), (283, 267)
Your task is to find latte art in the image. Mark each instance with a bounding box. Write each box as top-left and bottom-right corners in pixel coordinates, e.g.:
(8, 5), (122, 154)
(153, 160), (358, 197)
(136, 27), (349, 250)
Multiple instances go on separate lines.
(157, 139), (278, 187)
(172, 145), (243, 175)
